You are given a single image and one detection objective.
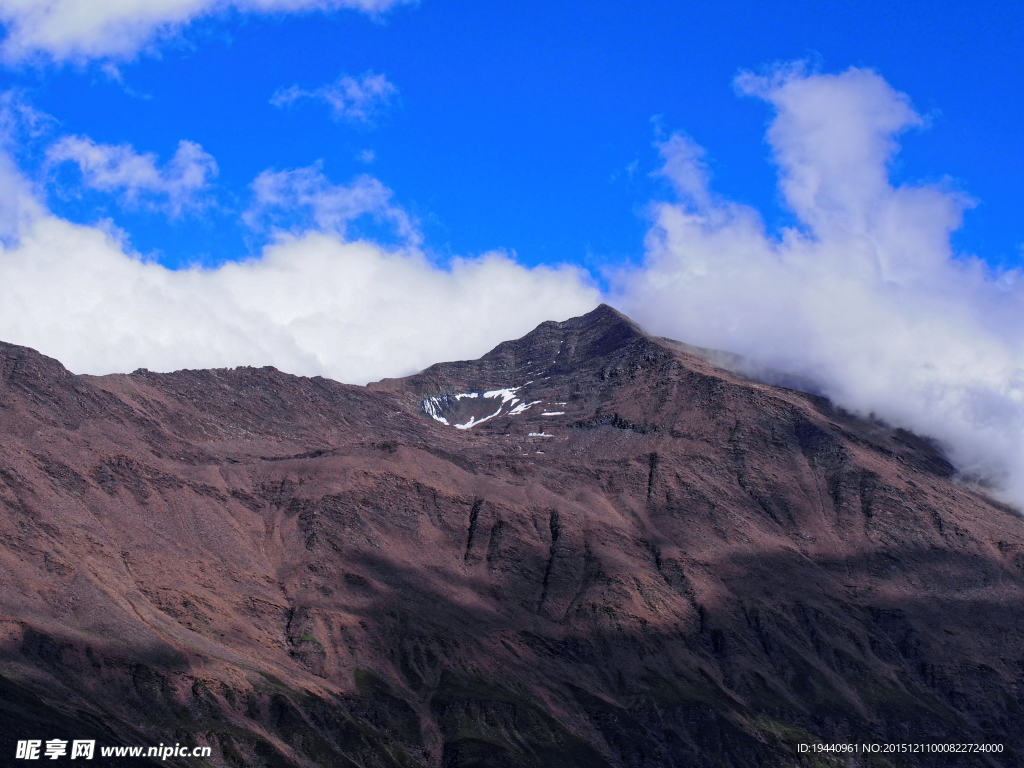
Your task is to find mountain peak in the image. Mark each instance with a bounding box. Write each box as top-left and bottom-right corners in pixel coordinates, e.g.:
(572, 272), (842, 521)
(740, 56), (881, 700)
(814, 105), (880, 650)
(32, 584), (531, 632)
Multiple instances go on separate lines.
(382, 304), (656, 396)
(578, 301), (638, 326)
(377, 303), (698, 435)
(480, 302), (647, 366)
(530, 302), (642, 338)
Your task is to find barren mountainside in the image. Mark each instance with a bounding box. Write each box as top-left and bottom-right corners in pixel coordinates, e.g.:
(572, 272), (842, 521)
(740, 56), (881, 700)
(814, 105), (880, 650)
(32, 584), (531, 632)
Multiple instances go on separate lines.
(2, 305), (1024, 767)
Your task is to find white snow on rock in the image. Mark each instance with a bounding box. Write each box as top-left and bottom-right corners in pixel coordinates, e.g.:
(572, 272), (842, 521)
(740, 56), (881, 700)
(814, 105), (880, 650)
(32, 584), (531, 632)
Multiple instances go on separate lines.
(528, 432), (554, 437)
(422, 397), (449, 425)
(454, 407), (503, 430)
(481, 387), (521, 404)
(423, 384), (551, 429)
(541, 411), (565, 416)
(509, 400), (541, 415)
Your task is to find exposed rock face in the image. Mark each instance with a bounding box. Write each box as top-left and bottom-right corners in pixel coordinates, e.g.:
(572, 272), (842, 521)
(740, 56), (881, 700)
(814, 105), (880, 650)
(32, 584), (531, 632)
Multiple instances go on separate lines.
(1, 304), (1023, 767)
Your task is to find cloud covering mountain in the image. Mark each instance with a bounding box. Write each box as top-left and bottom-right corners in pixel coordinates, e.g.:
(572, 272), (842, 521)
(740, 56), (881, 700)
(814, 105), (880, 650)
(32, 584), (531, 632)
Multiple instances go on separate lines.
(2, 64), (1024, 510)
(616, 66), (1024, 505)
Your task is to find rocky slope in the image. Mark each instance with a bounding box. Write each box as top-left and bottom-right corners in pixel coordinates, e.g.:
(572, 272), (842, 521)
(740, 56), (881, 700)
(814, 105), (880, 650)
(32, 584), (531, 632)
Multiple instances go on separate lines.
(2, 305), (1023, 767)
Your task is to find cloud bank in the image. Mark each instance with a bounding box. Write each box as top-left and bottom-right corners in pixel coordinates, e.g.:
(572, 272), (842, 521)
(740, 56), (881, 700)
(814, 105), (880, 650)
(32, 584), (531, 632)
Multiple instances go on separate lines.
(0, 0), (414, 64)
(617, 65), (1024, 505)
(0, 159), (598, 385)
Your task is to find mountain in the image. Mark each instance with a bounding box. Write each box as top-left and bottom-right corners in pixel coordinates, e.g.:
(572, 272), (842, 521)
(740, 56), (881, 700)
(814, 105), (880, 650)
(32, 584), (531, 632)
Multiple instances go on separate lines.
(1, 304), (1023, 767)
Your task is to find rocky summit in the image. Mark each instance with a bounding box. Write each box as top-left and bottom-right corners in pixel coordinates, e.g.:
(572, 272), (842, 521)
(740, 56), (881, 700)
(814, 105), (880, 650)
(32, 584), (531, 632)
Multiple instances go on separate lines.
(2, 305), (1024, 767)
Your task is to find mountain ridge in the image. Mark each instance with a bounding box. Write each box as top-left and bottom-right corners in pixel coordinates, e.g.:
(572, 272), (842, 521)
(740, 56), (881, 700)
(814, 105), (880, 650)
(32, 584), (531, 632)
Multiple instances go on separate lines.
(1, 306), (1023, 767)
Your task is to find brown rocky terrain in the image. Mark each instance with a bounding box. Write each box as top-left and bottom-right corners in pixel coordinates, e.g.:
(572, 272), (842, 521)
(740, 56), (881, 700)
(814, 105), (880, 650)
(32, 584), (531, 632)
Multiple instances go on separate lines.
(2, 304), (1024, 767)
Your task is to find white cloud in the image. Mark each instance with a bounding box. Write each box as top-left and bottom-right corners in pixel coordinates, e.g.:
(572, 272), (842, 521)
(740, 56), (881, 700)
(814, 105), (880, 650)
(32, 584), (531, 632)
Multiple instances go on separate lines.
(0, 216), (598, 385)
(0, 87), (54, 142)
(271, 71), (397, 124)
(245, 162), (418, 244)
(0, 149), (598, 385)
(46, 135), (218, 215)
(0, 144), (42, 242)
(0, 0), (414, 64)
(0, 90), (47, 241)
(616, 64), (1024, 506)
(652, 133), (712, 209)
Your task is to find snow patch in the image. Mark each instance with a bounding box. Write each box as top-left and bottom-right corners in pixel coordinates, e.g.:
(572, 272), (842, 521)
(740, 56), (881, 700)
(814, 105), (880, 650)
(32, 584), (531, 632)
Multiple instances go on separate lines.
(454, 401), (507, 430)
(423, 384), (538, 429)
(482, 387), (521, 404)
(509, 400), (541, 415)
(422, 397), (449, 425)
(541, 411), (565, 416)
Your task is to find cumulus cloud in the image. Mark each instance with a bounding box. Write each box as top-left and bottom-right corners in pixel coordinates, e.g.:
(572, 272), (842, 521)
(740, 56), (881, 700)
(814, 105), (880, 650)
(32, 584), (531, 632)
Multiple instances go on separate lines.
(0, 90), (47, 241)
(271, 71), (397, 124)
(245, 162), (419, 244)
(0, 0), (414, 64)
(0, 150), (598, 384)
(616, 64), (1024, 505)
(0, 143), (42, 242)
(46, 135), (218, 215)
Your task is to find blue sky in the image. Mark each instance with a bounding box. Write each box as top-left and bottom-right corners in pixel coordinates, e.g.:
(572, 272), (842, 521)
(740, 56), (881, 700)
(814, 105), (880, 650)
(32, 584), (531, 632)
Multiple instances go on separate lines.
(1, 0), (1020, 271)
